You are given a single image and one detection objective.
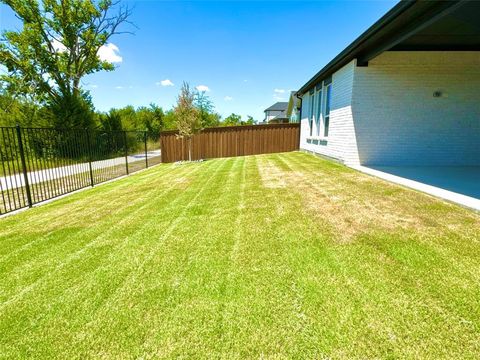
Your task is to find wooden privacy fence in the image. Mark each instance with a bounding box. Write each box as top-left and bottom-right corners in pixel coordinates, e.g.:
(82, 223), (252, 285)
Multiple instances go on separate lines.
(160, 123), (300, 163)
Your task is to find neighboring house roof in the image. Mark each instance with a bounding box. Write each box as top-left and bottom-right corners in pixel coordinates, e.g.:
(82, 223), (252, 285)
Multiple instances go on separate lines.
(264, 102), (288, 113)
(297, 0), (479, 95)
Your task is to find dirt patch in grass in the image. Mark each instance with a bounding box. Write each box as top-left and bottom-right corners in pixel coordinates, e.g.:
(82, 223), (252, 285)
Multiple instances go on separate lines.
(289, 170), (424, 242)
(257, 160), (287, 189)
(259, 155), (480, 243)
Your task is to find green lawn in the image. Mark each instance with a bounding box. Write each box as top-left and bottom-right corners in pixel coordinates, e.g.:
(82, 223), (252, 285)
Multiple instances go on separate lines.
(1, 152), (479, 358)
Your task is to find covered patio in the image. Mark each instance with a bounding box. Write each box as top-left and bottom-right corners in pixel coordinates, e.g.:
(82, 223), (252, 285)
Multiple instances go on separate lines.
(354, 165), (480, 211)
(351, 1), (480, 211)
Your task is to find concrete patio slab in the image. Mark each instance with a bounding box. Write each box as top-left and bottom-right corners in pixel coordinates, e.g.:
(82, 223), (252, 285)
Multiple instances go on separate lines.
(352, 165), (480, 211)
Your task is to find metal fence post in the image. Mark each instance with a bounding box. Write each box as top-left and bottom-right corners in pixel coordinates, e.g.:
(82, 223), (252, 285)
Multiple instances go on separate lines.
(86, 129), (94, 187)
(15, 125), (33, 207)
(124, 131), (129, 175)
(144, 131), (148, 168)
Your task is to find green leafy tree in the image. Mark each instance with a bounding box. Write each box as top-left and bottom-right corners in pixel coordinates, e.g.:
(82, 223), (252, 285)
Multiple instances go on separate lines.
(222, 113), (242, 126)
(245, 115), (255, 125)
(136, 104), (164, 140)
(47, 90), (95, 128)
(0, 90), (28, 126)
(194, 90), (220, 128)
(0, 0), (132, 128)
(98, 108), (123, 131)
(163, 109), (177, 130)
(113, 105), (138, 129)
(0, 86), (51, 126)
(221, 114), (256, 127)
(174, 82), (201, 161)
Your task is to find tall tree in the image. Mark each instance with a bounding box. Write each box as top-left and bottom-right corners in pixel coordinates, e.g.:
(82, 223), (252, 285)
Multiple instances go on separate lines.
(174, 82), (201, 161)
(0, 0), (132, 128)
(194, 90), (220, 128)
(162, 109), (177, 130)
(245, 115), (255, 125)
(0, 85), (52, 126)
(223, 113), (242, 126)
(98, 108), (123, 131)
(137, 104), (164, 140)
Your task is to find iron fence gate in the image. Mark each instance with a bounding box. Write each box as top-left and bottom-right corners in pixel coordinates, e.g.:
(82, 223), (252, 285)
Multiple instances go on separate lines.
(0, 126), (161, 215)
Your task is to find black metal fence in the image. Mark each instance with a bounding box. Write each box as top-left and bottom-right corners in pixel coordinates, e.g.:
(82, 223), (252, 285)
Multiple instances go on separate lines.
(0, 125), (161, 215)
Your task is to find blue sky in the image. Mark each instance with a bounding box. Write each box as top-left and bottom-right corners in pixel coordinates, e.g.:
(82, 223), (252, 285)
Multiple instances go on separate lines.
(0, 0), (397, 121)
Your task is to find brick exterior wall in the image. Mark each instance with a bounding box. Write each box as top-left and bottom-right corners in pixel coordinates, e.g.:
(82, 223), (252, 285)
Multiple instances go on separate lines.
(353, 51), (480, 166)
(300, 60), (359, 165)
(300, 51), (480, 166)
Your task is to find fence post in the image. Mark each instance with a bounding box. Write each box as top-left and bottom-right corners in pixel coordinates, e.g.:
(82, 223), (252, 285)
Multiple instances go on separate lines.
(86, 129), (95, 187)
(144, 131), (148, 168)
(124, 131), (129, 175)
(15, 125), (33, 207)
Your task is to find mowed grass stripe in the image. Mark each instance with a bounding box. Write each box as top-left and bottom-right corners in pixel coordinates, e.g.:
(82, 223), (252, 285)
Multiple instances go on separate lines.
(278, 152), (480, 282)
(0, 162), (198, 267)
(0, 159), (217, 286)
(0, 162), (215, 308)
(2, 161), (185, 243)
(0, 159), (228, 357)
(277, 155), (479, 286)
(0, 162), (178, 251)
(228, 153), (474, 357)
(0, 164), (189, 274)
(0, 152), (479, 359)
(129, 156), (247, 358)
(273, 152), (480, 357)
(216, 155), (326, 357)
(49, 157), (235, 358)
(73, 157), (244, 358)
(0, 161), (213, 306)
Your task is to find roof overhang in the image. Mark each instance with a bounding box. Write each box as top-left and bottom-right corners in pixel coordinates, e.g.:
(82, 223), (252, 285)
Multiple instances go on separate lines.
(297, 0), (480, 96)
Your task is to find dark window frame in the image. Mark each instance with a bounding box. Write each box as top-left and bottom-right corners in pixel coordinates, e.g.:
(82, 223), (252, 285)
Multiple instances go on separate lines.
(309, 92), (315, 136)
(324, 83), (332, 137)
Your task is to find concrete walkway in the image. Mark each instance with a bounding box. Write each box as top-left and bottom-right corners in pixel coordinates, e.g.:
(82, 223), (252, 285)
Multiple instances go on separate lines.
(0, 150), (161, 191)
(353, 165), (480, 211)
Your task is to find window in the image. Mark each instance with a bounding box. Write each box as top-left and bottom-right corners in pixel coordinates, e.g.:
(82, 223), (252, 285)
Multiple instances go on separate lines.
(309, 92), (315, 136)
(315, 89), (322, 136)
(324, 83), (332, 137)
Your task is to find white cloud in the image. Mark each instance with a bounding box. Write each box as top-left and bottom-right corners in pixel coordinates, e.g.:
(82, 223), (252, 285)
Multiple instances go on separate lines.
(224, 96), (233, 101)
(273, 94), (285, 101)
(51, 39), (66, 53)
(98, 43), (122, 63)
(243, 79), (248, 82)
(157, 79), (174, 87)
(274, 88), (285, 94)
(115, 86), (124, 90)
(89, 84), (98, 89)
(196, 85), (210, 92)
(44, 74), (55, 87)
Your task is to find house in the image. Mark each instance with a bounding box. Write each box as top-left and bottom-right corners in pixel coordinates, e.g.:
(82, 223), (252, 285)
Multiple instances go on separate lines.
(263, 102), (288, 123)
(286, 91), (301, 123)
(297, 0), (480, 208)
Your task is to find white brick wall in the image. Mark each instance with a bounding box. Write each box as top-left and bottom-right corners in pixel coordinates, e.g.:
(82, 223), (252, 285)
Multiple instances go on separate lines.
(299, 51), (480, 166)
(299, 60), (360, 165)
(352, 51), (480, 166)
